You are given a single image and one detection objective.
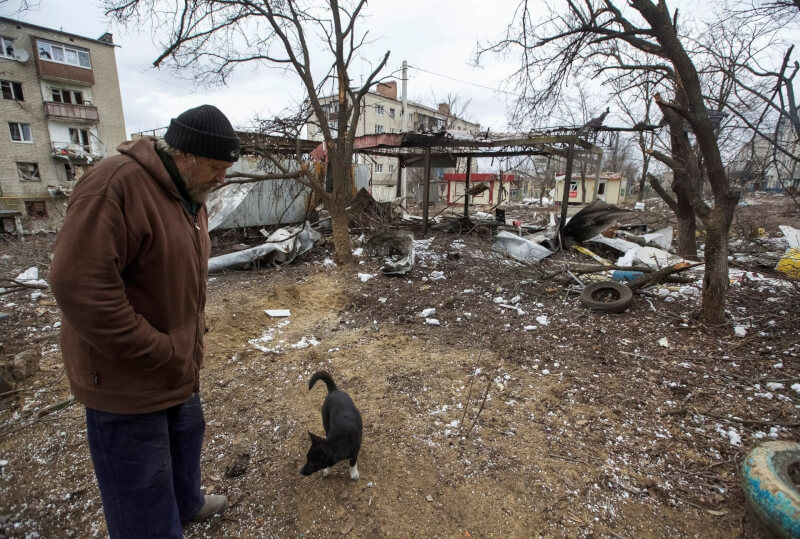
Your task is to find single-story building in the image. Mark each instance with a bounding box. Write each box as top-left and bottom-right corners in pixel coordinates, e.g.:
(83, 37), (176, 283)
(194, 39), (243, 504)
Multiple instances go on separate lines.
(554, 172), (625, 204)
(444, 173), (515, 206)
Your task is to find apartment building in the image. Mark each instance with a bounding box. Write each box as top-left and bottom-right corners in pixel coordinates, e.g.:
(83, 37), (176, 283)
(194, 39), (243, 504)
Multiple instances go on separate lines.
(729, 118), (800, 192)
(0, 17), (127, 231)
(307, 81), (480, 202)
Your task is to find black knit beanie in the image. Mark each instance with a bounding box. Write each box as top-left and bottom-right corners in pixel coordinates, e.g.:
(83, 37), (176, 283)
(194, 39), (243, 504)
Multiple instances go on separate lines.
(164, 105), (241, 162)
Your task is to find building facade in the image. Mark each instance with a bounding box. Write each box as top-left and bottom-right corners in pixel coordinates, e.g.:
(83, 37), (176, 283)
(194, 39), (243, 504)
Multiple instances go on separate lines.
(306, 81), (480, 202)
(0, 17), (127, 231)
(729, 118), (800, 192)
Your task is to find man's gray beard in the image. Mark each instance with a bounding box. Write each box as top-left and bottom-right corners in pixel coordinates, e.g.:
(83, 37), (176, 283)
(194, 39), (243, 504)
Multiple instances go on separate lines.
(186, 184), (214, 204)
(182, 172), (214, 203)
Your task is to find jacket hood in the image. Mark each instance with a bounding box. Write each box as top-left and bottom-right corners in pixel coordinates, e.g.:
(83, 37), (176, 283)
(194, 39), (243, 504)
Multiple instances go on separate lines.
(117, 136), (181, 200)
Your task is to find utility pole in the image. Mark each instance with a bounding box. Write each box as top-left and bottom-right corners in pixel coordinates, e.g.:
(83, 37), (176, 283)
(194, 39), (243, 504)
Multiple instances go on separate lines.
(400, 60), (408, 208)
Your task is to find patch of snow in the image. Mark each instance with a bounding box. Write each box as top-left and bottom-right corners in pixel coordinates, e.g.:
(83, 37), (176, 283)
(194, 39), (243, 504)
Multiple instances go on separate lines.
(425, 318), (440, 326)
(535, 315), (549, 326)
(419, 308), (436, 318)
(358, 273), (376, 282)
(734, 326), (747, 338)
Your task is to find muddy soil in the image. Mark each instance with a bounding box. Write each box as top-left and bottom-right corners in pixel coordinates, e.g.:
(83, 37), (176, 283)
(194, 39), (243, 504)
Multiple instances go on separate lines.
(1, 195), (799, 538)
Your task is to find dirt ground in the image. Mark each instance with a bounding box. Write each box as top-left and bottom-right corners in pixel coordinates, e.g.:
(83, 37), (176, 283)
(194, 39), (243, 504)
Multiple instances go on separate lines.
(1, 194), (800, 538)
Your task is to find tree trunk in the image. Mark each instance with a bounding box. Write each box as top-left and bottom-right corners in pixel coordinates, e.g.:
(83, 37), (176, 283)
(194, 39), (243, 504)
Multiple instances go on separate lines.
(673, 183), (699, 260)
(330, 202), (353, 265)
(675, 209), (698, 260)
(637, 171), (647, 202)
(701, 206), (734, 324)
(580, 167), (587, 203)
(328, 146), (354, 265)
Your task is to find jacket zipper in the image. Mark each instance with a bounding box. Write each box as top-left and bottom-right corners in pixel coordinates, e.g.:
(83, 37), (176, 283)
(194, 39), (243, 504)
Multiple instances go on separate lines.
(181, 204), (203, 385)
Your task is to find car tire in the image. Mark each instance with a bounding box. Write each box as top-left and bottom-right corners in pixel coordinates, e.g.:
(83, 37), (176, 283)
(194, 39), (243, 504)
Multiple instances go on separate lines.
(579, 281), (633, 313)
(741, 441), (800, 539)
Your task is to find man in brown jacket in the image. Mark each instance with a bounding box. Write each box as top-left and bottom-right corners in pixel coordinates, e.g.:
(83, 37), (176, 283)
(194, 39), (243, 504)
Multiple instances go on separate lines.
(50, 105), (240, 538)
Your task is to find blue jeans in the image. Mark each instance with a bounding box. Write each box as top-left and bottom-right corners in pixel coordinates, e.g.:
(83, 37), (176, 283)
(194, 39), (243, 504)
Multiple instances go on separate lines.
(86, 394), (206, 539)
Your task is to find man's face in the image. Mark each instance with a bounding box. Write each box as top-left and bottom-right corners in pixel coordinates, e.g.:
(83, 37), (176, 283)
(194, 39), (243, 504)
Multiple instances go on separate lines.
(176, 154), (234, 203)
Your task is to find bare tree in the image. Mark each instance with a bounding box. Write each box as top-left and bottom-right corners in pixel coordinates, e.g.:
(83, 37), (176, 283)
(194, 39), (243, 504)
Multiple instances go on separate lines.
(480, 0), (748, 324)
(103, 0), (390, 265)
(611, 73), (660, 203)
(0, 0), (39, 14)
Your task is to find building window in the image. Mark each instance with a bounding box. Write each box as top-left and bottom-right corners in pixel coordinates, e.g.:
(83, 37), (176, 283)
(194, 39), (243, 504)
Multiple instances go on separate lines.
(598, 181), (607, 195)
(1, 80), (23, 101)
(389, 108), (395, 119)
(69, 127), (91, 151)
(0, 36), (15, 58)
(389, 127), (396, 133)
(375, 104), (384, 116)
(569, 181), (578, 192)
(375, 163), (383, 173)
(51, 88), (84, 104)
(36, 39), (91, 69)
(375, 124), (384, 134)
(389, 164), (395, 173)
(9, 122), (32, 142)
(25, 201), (48, 220)
(17, 162), (41, 182)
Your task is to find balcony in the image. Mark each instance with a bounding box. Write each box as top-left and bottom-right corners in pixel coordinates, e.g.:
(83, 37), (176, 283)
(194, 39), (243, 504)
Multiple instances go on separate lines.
(44, 101), (99, 123)
(51, 142), (103, 164)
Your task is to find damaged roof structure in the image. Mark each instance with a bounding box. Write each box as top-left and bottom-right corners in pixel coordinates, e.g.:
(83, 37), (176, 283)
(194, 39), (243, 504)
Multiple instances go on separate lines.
(332, 129), (604, 235)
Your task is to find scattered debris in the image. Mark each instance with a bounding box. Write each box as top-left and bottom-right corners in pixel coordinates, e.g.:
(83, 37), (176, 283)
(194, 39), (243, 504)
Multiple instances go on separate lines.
(776, 225), (800, 279)
(492, 231), (553, 264)
(264, 309), (291, 318)
(562, 200), (632, 244)
(579, 281), (634, 313)
(364, 231), (415, 275)
(208, 221), (320, 272)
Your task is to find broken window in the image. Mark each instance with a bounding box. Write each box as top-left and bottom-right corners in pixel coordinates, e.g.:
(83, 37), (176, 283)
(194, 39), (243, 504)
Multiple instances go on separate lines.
(0, 36), (15, 59)
(569, 180), (578, 192)
(375, 163), (383, 173)
(598, 181), (607, 195)
(375, 124), (384, 134)
(68, 127), (91, 151)
(1, 80), (23, 101)
(25, 200), (48, 219)
(9, 122), (32, 142)
(375, 104), (384, 116)
(37, 39), (91, 69)
(17, 162), (41, 182)
(64, 163), (75, 181)
(389, 108), (395, 119)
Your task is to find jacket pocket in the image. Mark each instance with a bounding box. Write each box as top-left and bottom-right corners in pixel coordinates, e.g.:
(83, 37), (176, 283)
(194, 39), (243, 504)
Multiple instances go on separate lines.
(143, 323), (196, 391)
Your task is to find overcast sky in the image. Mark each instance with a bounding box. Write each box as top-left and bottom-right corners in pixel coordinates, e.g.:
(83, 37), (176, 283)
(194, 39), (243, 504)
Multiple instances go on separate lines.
(2, 0), (526, 137)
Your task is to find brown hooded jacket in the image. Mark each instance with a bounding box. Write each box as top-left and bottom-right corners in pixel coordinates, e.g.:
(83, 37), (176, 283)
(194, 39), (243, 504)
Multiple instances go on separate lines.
(50, 136), (210, 414)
